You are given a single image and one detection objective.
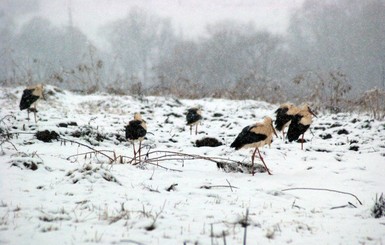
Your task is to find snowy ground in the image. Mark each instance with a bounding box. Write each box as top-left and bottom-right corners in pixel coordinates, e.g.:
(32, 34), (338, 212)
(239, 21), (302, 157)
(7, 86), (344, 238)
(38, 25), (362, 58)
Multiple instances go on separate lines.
(0, 85), (384, 245)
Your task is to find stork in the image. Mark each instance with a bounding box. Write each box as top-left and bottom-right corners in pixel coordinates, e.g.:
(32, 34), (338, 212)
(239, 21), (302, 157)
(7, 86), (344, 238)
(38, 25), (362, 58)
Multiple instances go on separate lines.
(274, 103), (298, 139)
(125, 112), (147, 163)
(19, 84), (44, 123)
(287, 104), (317, 150)
(186, 107), (202, 135)
(230, 117), (278, 175)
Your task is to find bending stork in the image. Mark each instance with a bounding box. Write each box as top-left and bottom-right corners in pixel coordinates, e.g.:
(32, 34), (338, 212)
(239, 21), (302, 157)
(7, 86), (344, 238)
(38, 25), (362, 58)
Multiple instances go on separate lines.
(19, 84), (44, 123)
(274, 103), (297, 139)
(287, 104), (317, 150)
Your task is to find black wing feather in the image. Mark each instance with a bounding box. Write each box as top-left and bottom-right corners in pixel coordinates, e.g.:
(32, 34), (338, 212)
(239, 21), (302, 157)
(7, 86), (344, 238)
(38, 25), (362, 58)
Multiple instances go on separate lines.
(287, 115), (310, 142)
(125, 120), (147, 140)
(274, 107), (293, 131)
(20, 89), (39, 110)
(186, 110), (202, 125)
(230, 126), (267, 150)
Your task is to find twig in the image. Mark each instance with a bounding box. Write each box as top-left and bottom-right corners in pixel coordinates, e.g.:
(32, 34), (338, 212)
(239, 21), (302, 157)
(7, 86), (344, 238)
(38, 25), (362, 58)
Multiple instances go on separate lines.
(226, 179), (233, 192)
(330, 202), (357, 210)
(210, 224), (214, 245)
(200, 185), (239, 190)
(143, 185), (160, 193)
(243, 208), (249, 245)
(166, 183), (178, 192)
(1, 139), (18, 152)
(146, 150), (242, 165)
(291, 199), (304, 209)
(67, 150), (118, 161)
(146, 161), (183, 172)
(281, 187), (362, 205)
(60, 137), (115, 163)
(119, 240), (145, 245)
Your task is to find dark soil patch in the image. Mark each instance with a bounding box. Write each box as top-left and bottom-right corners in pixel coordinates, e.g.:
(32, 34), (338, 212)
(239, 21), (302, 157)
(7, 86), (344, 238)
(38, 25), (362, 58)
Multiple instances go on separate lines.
(57, 122), (78, 128)
(320, 133), (332, 139)
(349, 145), (359, 151)
(165, 112), (182, 118)
(216, 161), (266, 174)
(337, 129), (349, 135)
(195, 137), (223, 147)
(212, 113), (224, 117)
(70, 125), (107, 145)
(36, 130), (59, 142)
(23, 161), (38, 170)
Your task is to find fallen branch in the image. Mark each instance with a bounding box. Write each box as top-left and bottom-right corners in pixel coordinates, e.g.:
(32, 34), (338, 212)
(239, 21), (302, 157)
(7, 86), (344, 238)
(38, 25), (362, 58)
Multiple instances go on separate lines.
(60, 139), (254, 174)
(60, 136), (116, 163)
(281, 187), (362, 205)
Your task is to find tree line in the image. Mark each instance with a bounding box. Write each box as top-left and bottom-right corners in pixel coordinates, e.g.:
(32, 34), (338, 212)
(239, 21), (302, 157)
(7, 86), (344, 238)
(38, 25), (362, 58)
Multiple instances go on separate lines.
(0, 0), (384, 115)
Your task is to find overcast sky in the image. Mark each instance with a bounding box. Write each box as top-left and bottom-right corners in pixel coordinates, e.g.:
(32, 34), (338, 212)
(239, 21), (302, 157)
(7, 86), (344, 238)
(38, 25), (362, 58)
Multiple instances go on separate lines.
(36, 0), (304, 38)
(1, 0), (304, 47)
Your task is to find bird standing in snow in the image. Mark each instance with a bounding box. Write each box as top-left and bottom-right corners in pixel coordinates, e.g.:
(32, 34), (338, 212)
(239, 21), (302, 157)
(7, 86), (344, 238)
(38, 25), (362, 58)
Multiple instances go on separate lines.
(231, 117), (278, 175)
(19, 84), (44, 123)
(125, 112), (147, 163)
(287, 104), (317, 150)
(274, 103), (298, 139)
(186, 107), (202, 135)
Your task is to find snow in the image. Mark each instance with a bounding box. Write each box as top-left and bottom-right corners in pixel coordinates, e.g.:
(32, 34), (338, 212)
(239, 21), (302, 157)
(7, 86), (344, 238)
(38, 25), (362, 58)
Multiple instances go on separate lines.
(0, 85), (384, 244)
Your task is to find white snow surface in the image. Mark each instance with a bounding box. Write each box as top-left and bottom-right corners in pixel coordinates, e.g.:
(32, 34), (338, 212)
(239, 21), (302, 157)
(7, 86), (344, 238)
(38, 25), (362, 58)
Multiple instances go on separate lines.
(0, 85), (384, 244)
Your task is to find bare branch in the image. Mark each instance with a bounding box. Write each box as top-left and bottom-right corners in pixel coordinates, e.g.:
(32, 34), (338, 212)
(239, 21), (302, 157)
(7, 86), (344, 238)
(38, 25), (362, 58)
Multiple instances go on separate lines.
(281, 187), (362, 205)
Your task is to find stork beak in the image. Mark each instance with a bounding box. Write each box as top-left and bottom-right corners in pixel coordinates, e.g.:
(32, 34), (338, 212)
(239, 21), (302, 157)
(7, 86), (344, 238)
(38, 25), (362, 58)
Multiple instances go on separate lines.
(271, 123), (278, 137)
(309, 107), (317, 118)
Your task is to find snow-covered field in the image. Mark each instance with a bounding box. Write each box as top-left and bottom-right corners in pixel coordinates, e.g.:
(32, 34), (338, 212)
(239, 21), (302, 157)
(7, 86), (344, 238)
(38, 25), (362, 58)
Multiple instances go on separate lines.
(0, 85), (384, 245)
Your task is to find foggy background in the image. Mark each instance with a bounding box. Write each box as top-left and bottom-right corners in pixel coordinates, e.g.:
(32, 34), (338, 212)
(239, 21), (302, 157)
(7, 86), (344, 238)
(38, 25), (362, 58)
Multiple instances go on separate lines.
(1, 0), (384, 110)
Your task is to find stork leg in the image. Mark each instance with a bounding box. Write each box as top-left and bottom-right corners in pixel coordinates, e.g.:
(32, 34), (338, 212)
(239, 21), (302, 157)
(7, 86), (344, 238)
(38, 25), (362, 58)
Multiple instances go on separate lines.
(189, 125), (192, 135)
(257, 148), (272, 175)
(138, 140), (142, 162)
(27, 110), (30, 121)
(33, 106), (37, 123)
(301, 133), (304, 150)
(195, 124), (198, 135)
(251, 147), (258, 176)
(132, 142), (137, 163)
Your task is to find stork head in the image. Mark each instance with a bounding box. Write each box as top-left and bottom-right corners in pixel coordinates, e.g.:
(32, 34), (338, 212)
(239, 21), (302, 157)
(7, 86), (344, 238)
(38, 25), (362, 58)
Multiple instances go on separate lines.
(133, 112), (142, 120)
(305, 104), (317, 118)
(35, 84), (45, 100)
(299, 103), (317, 118)
(188, 106), (202, 115)
(264, 116), (278, 137)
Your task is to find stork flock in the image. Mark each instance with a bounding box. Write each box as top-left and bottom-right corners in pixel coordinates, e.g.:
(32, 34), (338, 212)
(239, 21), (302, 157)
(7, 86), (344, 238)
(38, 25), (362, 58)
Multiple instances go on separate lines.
(19, 84), (317, 176)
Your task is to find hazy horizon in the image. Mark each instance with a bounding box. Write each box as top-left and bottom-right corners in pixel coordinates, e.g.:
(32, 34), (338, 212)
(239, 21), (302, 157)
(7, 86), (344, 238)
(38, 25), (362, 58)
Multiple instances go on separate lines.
(3, 0), (305, 47)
